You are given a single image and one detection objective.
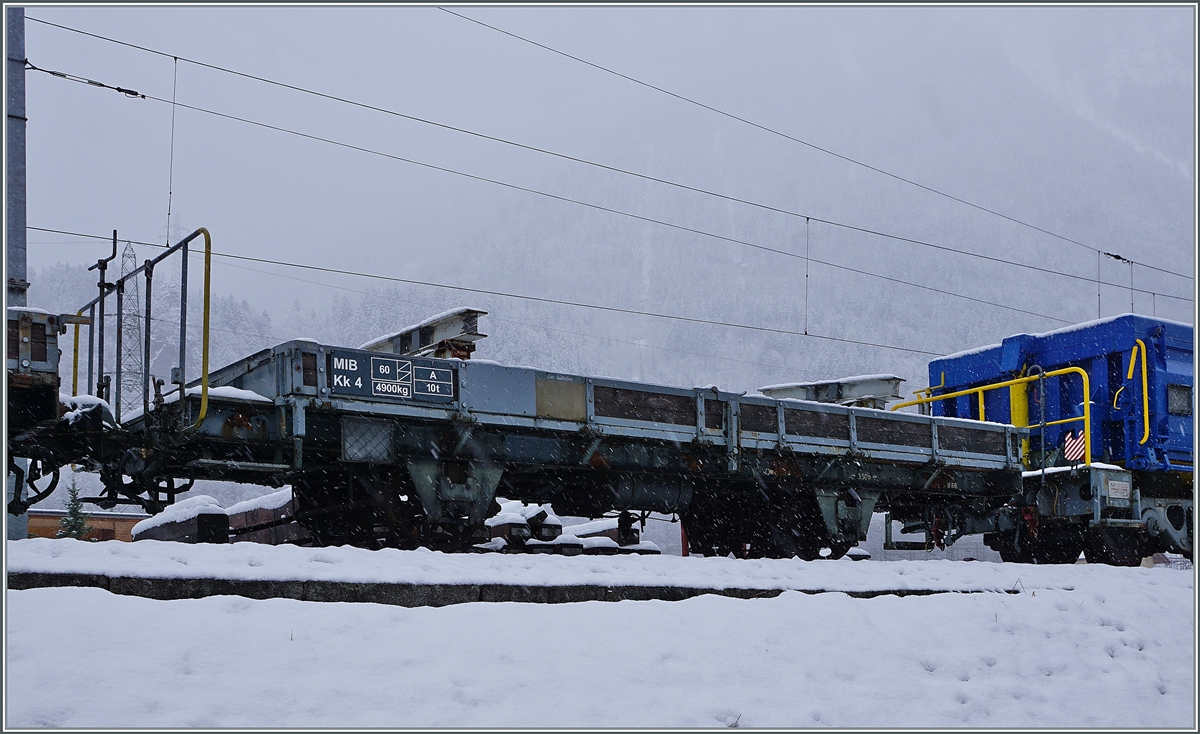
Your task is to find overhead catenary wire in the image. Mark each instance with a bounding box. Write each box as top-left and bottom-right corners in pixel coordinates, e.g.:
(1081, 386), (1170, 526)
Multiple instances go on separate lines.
(23, 61), (1192, 312)
(438, 7), (1192, 283)
(28, 226), (944, 357)
(18, 19), (1194, 295)
(163, 56), (178, 247)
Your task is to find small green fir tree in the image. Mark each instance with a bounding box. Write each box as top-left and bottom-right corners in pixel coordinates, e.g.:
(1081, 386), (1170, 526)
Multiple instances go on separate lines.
(56, 477), (93, 540)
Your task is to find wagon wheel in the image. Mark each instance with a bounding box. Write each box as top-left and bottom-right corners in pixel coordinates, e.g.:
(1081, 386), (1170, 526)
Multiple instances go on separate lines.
(1031, 524), (1086, 565)
(991, 530), (1034, 564)
(1084, 526), (1147, 567)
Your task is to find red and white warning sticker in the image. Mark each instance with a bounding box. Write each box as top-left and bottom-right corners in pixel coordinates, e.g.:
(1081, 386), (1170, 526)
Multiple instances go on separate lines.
(1063, 430), (1087, 463)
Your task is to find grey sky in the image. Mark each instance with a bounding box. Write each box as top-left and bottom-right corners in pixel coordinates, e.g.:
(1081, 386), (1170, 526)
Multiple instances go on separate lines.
(14, 5), (1197, 396)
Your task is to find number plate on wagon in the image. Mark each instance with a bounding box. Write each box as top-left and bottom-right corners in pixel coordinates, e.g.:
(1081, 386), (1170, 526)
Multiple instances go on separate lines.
(328, 350), (456, 403)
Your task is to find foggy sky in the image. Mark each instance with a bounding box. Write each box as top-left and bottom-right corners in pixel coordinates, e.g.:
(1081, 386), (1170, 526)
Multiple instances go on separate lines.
(14, 5), (1197, 397)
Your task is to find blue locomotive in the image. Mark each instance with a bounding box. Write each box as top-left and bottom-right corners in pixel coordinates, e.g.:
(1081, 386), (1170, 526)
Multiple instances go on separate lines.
(899, 314), (1193, 564)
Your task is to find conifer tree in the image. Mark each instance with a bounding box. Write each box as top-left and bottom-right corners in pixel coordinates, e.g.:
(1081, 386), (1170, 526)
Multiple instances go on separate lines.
(56, 477), (93, 540)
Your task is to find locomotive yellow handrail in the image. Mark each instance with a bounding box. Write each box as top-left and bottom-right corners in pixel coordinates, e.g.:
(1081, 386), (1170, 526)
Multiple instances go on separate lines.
(891, 366), (1092, 465)
(1128, 339), (1150, 445)
(914, 371), (945, 399)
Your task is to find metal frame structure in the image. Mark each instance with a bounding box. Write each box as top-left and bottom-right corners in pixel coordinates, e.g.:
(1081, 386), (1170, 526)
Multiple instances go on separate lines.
(69, 228), (213, 428)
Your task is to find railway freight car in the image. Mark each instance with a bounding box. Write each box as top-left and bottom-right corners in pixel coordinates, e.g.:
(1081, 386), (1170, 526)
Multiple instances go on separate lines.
(67, 333), (1027, 558)
(8, 263), (1022, 557)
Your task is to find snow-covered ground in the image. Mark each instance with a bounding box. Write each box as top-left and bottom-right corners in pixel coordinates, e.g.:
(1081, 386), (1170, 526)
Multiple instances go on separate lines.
(5, 539), (1195, 728)
(0, 537), (1161, 592)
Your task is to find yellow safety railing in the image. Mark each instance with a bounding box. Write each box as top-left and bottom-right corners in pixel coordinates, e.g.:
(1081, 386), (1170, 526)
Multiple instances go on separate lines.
(891, 366), (1092, 465)
(914, 371), (945, 401)
(192, 226), (213, 429)
(71, 308), (84, 396)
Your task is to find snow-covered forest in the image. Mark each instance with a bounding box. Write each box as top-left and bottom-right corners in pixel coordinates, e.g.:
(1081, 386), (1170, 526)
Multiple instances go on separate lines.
(23, 7), (1194, 412)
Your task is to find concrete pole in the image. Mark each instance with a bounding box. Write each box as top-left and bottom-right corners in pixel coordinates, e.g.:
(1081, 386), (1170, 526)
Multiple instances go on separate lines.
(6, 7), (26, 306)
(7, 7), (29, 539)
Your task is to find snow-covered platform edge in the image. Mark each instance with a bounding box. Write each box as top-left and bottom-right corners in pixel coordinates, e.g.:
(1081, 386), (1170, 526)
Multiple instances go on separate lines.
(7, 539), (1191, 597)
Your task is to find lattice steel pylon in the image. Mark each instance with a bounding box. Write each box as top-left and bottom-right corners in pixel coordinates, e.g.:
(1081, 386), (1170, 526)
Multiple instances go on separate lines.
(118, 242), (143, 419)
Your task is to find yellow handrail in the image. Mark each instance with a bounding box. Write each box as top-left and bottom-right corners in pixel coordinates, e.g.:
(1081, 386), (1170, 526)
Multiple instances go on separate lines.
(910, 371), (945, 402)
(1128, 339), (1150, 445)
(891, 366), (1092, 465)
(191, 227), (213, 430)
(71, 309), (83, 396)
